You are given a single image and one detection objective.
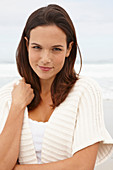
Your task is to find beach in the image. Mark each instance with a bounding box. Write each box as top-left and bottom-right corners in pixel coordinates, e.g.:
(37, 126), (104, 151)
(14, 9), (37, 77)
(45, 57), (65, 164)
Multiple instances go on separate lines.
(103, 100), (113, 139)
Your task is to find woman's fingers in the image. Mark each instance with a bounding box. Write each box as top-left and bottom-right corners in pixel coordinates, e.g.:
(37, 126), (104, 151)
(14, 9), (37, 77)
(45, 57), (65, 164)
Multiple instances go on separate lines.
(12, 78), (34, 110)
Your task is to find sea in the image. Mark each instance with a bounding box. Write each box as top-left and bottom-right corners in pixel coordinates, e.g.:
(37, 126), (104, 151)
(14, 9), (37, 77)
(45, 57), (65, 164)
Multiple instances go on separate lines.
(0, 63), (113, 100)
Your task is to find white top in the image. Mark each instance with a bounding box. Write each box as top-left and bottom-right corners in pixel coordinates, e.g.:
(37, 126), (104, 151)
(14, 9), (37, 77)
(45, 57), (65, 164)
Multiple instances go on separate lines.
(0, 76), (113, 166)
(28, 118), (48, 164)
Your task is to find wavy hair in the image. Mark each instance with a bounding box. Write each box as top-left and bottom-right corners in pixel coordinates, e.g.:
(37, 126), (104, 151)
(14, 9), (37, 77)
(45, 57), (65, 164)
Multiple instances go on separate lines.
(16, 4), (82, 110)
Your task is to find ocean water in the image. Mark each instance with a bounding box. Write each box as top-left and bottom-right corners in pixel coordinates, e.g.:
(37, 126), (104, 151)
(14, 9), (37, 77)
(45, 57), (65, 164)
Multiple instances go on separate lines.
(0, 63), (113, 100)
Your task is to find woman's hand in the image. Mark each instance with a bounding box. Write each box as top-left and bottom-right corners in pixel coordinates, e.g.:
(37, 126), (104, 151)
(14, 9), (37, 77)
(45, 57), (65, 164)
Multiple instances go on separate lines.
(11, 78), (34, 111)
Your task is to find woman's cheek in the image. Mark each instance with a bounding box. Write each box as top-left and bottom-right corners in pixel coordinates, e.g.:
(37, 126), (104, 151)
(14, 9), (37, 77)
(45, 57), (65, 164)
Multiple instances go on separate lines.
(29, 53), (40, 64)
(55, 54), (66, 66)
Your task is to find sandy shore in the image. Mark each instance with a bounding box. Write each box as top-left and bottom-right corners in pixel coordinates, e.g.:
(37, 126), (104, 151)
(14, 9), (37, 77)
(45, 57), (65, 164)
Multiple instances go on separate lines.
(103, 100), (113, 137)
(95, 99), (113, 170)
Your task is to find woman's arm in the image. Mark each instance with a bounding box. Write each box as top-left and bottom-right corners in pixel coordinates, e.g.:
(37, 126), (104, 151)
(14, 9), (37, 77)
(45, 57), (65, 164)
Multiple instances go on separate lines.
(0, 104), (25, 170)
(14, 142), (99, 170)
(0, 79), (34, 170)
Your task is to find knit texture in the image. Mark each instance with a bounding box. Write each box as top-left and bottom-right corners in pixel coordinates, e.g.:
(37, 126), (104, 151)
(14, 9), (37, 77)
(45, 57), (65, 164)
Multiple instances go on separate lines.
(0, 76), (113, 166)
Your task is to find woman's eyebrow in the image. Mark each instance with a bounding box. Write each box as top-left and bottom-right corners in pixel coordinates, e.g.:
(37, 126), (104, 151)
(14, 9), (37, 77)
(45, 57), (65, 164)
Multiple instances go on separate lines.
(52, 45), (64, 48)
(31, 43), (41, 46)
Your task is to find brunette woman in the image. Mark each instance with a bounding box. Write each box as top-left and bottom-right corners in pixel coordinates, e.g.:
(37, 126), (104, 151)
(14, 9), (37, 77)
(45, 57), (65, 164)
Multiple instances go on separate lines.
(0, 4), (113, 170)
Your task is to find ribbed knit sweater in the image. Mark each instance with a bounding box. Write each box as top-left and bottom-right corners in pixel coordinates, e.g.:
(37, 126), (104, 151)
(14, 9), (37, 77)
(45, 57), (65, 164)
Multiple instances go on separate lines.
(0, 76), (113, 166)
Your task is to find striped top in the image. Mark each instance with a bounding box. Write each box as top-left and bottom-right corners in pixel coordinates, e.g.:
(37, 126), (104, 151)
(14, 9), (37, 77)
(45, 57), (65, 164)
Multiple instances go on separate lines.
(0, 76), (113, 166)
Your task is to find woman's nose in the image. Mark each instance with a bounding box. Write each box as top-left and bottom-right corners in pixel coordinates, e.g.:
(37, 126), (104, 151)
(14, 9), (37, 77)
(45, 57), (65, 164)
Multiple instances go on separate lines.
(41, 50), (51, 64)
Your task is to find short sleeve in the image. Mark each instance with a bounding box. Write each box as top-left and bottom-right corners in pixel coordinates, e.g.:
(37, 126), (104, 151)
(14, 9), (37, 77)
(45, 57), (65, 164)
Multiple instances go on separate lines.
(72, 77), (113, 166)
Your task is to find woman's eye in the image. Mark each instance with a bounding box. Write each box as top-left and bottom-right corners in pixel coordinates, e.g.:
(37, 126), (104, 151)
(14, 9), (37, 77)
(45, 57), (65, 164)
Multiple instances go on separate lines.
(32, 46), (41, 49)
(53, 48), (62, 51)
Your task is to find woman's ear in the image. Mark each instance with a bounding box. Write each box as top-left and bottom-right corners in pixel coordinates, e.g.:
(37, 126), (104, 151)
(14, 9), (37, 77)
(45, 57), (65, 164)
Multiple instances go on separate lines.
(66, 41), (74, 57)
(24, 37), (29, 51)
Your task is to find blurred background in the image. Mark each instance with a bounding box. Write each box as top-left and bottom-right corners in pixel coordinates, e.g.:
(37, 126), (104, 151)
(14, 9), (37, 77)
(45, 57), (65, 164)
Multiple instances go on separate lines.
(0, 0), (113, 169)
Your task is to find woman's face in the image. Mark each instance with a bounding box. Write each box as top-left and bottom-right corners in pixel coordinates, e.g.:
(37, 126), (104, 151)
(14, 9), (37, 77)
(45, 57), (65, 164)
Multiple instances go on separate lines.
(26, 25), (72, 83)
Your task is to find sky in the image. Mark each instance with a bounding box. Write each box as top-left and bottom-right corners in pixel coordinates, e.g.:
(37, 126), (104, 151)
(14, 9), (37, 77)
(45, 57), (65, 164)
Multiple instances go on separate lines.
(0, 0), (113, 63)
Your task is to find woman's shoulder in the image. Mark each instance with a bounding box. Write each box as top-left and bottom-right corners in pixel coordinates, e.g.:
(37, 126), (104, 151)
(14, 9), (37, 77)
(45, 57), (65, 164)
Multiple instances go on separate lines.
(70, 75), (103, 100)
(74, 75), (102, 92)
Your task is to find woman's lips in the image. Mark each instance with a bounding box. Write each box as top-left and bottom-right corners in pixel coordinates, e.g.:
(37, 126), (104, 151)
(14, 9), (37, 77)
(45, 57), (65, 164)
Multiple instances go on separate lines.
(38, 65), (53, 71)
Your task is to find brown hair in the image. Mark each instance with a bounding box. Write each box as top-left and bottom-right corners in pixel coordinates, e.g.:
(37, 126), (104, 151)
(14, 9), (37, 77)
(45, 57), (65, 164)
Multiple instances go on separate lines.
(16, 4), (82, 110)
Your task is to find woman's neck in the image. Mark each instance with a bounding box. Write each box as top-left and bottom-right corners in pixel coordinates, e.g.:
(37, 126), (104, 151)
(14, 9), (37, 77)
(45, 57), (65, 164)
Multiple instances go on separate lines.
(40, 78), (54, 96)
(40, 79), (54, 106)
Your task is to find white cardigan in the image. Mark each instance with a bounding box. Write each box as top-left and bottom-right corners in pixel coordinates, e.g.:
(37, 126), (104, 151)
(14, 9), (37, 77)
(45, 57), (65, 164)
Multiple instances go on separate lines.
(0, 76), (113, 166)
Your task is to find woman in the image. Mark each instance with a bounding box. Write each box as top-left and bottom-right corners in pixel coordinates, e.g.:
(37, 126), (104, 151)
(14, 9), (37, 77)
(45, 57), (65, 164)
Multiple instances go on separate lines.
(0, 4), (113, 170)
